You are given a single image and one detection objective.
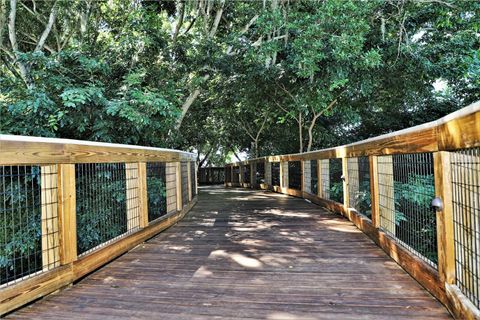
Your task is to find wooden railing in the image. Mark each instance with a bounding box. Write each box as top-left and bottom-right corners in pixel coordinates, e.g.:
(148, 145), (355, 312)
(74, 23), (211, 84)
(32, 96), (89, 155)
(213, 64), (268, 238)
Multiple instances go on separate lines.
(0, 136), (197, 315)
(225, 101), (480, 319)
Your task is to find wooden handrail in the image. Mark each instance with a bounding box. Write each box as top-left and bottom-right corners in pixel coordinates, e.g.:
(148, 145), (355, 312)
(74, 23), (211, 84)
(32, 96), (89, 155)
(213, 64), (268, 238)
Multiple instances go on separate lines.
(0, 135), (196, 165)
(225, 100), (480, 319)
(0, 137), (197, 315)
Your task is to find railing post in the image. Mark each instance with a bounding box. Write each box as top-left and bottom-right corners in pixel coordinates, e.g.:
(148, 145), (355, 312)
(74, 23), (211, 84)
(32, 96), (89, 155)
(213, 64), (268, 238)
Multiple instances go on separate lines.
(369, 155), (380, 228)
(137, 162), (148, 228)
(434, 151), (455, 284)
(342, 157), (349, 209)
(250, 162), (256, 188)
(378, 155), (395, 235)
(166, 162), (177, 214)
(57, 164), (77, 265)
(126, 163), (142, 231)
(265, 161), (272, 186)
(40, 165), (60, 271)
(175, 161), (182, 211)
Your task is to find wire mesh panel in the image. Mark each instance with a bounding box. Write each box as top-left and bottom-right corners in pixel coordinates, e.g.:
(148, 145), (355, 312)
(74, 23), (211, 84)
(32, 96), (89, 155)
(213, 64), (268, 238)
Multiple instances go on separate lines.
(181, 162), (189, 206)
(311, 160), (318, 195)
(190, 162), (197, 197)
(146, 162), (167, 222)
(288, 161), (302, 190)
(451, 147), (480, 308)
(243, 165), (250, 184)
(378, 153), (437, 267)
(271, 162), (280, 187)
(232, 166), (240, 183)
(329, 159), (343, 203)
(348, 157), (372, 218)
(320, 159), (330, 199)
(76, 163), (138, 256)
(225, 167), (232, 183)
(256, 162), (265, 185)
(0, 165), (60, 286)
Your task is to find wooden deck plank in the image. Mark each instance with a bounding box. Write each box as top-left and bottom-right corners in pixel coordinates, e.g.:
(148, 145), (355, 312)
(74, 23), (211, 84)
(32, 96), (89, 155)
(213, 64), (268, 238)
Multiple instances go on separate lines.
(8, 186), (451, 319)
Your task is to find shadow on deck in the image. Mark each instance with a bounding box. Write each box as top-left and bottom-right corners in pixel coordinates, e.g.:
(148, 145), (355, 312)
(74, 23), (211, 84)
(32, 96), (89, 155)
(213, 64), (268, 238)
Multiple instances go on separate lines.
(10, 186), (451, 319)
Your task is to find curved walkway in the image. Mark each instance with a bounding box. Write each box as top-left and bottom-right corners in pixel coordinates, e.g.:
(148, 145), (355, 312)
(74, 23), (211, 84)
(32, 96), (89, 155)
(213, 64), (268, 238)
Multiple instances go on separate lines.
(10, 186), (451, 319)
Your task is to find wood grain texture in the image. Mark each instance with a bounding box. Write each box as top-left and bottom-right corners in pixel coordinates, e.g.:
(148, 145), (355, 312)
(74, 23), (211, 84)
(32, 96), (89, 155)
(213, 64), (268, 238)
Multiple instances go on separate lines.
(8, 187), (450, 320)
(0, 198), (197, 316)
(57, 164), (77, 265)
(0, 135), (196, 165)
(434, 152), (455, 285)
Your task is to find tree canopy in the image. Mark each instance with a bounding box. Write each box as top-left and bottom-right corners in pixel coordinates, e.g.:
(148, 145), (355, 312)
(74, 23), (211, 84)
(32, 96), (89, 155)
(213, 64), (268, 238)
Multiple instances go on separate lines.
(1, 0), (479, 165)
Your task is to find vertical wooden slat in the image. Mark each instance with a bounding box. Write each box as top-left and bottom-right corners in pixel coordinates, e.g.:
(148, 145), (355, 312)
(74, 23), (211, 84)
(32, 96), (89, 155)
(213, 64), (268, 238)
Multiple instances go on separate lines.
(176, 161), (182, 211)
(41, 165), (60, 271)
(250, 162), (256, 188)
(378, 155), (395, 235)
(370, 155), (380, 228)
(126, 163), (140, 231)
(57, 164), (77, 265)
(434, 151), (455, 285)
(137, 162), (148, 228)
(342, 157), (349, 209)
(265, 161), (272, 186)
(166, 162), (177, 214)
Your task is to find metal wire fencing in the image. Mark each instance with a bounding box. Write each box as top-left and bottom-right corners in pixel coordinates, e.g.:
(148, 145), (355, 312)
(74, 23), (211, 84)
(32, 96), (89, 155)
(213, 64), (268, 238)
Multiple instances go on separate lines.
(0, 165), (59, 286)
(181, 162), (189, 206)
(311, 160), (318, 195)
(320, 159), (330, 199)
(256, 162), (265, 185)
(288, 161), (302, 190)
(146, 162), (167, 222)
(271, 162), (280, 187)
(348, 157), (372, 218)
(329, 159), (343, 203)
(232, 166), (240, 183)
(451, 147), (480, 308)
(225, 167), (232, 183)
(76, 163), (138, 256)
(378, 153), (437, 267)
(243, 165), (250, 184)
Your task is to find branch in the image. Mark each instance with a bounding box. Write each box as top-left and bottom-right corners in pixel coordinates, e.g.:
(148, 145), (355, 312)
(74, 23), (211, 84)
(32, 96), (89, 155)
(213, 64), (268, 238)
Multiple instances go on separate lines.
(238, 119), (256, 141)
(226, 14), (259, 54)
(208, 0), (225, 38)
(172, 0), (185, 43)
(34, 1), (58, 52)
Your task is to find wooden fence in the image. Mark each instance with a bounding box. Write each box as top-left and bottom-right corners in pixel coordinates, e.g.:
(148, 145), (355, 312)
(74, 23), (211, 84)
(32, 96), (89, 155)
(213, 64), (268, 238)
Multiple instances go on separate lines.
(225, 101), (480, 319)
(0, 136), (197, 315)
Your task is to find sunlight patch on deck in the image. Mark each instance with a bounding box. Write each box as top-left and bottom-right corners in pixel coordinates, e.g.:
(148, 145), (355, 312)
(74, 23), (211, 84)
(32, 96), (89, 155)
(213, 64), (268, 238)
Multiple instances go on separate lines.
(209, 250), (264, 268)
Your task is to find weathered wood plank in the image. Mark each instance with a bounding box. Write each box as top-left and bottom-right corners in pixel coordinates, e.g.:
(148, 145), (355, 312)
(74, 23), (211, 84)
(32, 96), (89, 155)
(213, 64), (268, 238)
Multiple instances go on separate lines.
(8, 187), (451, 319)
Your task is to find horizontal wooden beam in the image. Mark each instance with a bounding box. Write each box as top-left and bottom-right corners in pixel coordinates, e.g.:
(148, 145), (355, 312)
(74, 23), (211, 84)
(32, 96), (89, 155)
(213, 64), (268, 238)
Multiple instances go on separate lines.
(226, 101), (480, 166)
(0, 135), (196, 165)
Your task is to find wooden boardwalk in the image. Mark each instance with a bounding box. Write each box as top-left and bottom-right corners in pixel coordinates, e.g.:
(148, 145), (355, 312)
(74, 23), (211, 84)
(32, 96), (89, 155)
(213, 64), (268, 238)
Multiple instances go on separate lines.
(9, 186), (451, 319)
